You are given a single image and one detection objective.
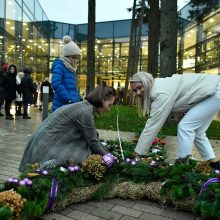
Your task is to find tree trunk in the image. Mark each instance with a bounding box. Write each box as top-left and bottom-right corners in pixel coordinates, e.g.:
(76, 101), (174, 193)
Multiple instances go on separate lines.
(147, 0), (159, 78)
(160, 0), (177, 77)
(134, 0), (145, 74)
(123, 0), (137, 105)
(86, 0), (96, 94)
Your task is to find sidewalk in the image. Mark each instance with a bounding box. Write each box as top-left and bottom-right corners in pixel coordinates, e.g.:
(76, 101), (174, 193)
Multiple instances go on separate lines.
(0, 107), (215, 220)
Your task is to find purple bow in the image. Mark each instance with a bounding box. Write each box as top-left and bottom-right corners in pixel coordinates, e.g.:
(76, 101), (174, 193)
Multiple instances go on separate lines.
(199, 177), (220, 196)
(45, 178), (58, 212)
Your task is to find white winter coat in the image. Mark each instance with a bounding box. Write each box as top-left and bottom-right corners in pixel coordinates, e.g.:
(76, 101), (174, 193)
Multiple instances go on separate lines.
(135, 73), (220, 155)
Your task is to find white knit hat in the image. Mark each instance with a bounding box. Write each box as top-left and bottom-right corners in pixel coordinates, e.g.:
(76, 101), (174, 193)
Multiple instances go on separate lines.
(61, 36), (81, 57)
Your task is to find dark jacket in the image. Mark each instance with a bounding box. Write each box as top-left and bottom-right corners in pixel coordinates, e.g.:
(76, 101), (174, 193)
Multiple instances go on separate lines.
(51, 59), (81, 111)
(21, 74), (36, 104)
(2, 71), (17, 101)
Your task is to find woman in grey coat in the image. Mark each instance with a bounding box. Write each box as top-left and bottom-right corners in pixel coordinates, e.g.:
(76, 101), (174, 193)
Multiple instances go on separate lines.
(130, 72), (220, 169)
(19, 85), (116, 172)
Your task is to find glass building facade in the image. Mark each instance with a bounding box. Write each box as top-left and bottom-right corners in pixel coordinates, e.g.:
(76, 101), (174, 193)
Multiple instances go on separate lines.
(0, 0), (220, 94)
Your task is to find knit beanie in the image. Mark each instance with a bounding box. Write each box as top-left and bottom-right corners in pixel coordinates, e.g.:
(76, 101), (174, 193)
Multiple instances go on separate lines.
(61, 36), (81, 57)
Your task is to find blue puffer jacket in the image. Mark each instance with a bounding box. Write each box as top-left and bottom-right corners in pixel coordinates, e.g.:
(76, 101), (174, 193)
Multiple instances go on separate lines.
(51, 59), (81, 111)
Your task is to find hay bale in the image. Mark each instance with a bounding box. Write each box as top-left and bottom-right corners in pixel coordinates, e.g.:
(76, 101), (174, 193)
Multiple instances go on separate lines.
(54, 181), (195, 211)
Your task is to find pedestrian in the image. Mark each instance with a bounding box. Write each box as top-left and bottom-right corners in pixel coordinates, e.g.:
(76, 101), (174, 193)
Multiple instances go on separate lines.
(130, 72), (220, 168)
(15, 72), (24, 116)
(2, 64), (17, 120)
(19, 85), (116, 172)
(51, 35), (81, 112)
(21, 67), (36, 119)
(33, 81), (38, 107)
(0, 63), (8, 116)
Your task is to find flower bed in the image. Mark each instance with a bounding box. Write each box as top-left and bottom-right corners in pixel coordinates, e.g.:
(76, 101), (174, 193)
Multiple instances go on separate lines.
(0, 138), (220, 219)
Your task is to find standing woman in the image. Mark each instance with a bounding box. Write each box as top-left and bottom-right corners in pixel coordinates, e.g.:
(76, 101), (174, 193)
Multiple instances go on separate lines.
(2, 64), (17, 120)
(0, 64), (8, 116)
(19, 85), (116, 172)
(130, 72), (220, 168)
(15, 72), (24, 116)
(51, 35), (82, 112)
(21, 68), (36, 119)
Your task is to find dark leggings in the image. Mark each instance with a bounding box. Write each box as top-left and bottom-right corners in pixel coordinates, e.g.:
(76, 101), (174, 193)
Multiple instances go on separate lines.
(5, 99), (13, 116)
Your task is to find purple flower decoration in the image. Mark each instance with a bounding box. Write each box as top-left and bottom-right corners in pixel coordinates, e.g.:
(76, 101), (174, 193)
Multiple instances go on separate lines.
(73, 165), (80, 172)
(215, 170), (220, 174)
(68, 166), (76, 172)
(7, 178), (14, 183)
(19, 180), (26, 186)
(126, 158), (131, 163)
(13, 178), (19, 183)
(23, 178), (30, 183)
(42, 170), (49, 175)
(26, 180), (33, 187)
(103, 154), (115, 168)
(131, 160), (137, 166)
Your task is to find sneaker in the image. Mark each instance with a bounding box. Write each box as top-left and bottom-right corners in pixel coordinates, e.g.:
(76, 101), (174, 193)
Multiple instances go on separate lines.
(209, 161), (220, 170)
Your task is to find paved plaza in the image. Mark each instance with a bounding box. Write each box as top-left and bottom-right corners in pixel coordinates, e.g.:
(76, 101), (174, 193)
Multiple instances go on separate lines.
(1, 107), (219, 220)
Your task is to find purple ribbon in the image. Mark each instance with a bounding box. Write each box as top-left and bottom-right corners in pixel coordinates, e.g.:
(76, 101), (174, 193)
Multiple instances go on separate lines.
(199, 177), (220, 196)
(45, 178), (58, 212)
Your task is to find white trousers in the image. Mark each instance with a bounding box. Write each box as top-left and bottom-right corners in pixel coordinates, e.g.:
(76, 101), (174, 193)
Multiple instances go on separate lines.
(178, 80), (220, 160)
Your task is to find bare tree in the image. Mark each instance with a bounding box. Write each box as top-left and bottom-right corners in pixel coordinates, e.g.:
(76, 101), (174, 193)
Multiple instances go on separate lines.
(147, 0), (159, 77)
(160, 0), (178, 77)
(86, 0), (96, 94)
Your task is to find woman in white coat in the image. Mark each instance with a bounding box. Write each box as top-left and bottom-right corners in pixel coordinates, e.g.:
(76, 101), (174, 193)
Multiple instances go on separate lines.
(130, 72), (220, 168)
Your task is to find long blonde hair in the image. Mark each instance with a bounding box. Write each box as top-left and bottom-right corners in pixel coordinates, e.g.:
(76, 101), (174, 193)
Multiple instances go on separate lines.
(130, 72), (154, 117)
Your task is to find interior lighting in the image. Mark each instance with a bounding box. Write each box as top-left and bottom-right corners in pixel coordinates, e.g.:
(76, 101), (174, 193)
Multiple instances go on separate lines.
(209, 18), (215, 23)
(6, 21), (10, 25)
(187, 34), (191, 37)
(7, 1), (13, 5)
(23, 23), (27, 26)
(22, 39), (26, 41)
(0, 36), (3, 39)
(10, 27), (15, 29)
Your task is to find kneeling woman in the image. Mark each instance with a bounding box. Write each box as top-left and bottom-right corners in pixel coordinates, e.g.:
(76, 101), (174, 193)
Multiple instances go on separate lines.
(19, 85), (116, 172)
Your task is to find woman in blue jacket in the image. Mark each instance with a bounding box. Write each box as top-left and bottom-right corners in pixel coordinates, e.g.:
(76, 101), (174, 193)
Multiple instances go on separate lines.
(52, 35), (81, 111)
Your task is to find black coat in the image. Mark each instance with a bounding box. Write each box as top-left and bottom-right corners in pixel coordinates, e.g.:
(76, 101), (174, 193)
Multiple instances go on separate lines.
(0, 72), (5, 104)
(21, 74), (36, 104)
(2, 72), (16, 101)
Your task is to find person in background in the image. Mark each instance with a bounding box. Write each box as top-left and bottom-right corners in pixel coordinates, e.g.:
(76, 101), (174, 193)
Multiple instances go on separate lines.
(2, 64), (17, 120)
(51, 35), (81, 112)
(19, 85), (116, 172)
(15, 72), (24, 116)
(130, 72), (220, 169)
(21, 68), (36, 119)
(0, 63), (8, 116)
(33, 81), (38, 107)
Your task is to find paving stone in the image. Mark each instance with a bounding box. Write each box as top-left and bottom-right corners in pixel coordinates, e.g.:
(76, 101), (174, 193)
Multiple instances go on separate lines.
(91, 207), (122, 219)
(67, 210), (100, 220)
(132, 203), (162, 215)
(140, 212), (172, 220)
(161, 208), (196, 220)
(111, 205), (142, 218)
(106, 198), (136, 208)
(87, 201), (114, 210)
(69, 203), (96, 213)
(41, 212), (74, 220)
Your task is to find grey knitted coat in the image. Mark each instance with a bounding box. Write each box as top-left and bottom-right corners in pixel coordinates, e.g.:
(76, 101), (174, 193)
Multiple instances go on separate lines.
(19, 101), (109, 172)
